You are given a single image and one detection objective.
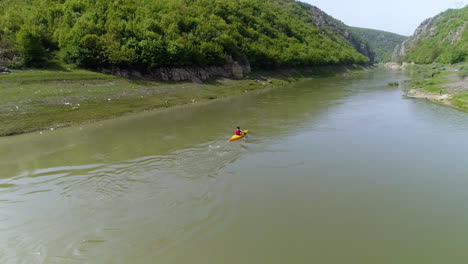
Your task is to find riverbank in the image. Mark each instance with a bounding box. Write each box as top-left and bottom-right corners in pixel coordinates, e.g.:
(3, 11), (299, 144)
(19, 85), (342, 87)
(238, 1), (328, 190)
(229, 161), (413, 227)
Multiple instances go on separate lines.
(403, 63), (468, 110)
(0, 65), (369, 136)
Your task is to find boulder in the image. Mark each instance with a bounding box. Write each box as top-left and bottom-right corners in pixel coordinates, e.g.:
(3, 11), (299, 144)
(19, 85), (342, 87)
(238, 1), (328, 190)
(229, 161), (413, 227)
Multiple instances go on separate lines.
(0, 66), (10, 74)
(231, 62), (244, 79)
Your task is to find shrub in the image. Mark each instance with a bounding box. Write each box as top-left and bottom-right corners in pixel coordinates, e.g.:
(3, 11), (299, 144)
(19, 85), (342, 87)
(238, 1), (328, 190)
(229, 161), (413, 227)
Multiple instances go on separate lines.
(458, 66), (468, 79)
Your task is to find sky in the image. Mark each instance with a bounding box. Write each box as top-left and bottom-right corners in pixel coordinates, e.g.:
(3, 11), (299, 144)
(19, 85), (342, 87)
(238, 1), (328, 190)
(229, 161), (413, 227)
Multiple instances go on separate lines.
(303, 0), (467, 36)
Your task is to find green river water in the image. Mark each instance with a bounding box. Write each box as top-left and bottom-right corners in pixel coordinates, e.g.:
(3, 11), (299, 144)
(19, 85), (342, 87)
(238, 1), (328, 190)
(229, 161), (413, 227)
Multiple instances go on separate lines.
(2, 69), (468, 263)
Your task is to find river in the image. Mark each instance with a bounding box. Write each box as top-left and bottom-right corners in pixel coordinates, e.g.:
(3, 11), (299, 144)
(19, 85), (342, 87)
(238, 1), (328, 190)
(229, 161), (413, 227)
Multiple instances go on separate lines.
(1, 69), (468, 263)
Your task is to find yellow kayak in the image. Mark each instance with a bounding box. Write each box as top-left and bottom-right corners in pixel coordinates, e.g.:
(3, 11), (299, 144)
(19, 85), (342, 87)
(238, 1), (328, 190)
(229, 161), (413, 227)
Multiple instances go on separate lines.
(228, 130), (249, 141)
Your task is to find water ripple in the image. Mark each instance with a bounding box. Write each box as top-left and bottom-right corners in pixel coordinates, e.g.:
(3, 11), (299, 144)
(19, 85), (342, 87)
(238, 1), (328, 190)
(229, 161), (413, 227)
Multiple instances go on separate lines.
(0, 139), (244, 263)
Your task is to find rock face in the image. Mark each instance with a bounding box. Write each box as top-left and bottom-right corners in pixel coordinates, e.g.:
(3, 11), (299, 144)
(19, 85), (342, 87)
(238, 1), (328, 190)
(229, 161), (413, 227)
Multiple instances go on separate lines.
(298, 3), (375, 63)
(0, 44), (20, 69)
(350, 27), (407, 63)
(0, 66), (10, 74)
(392, 6), (467, 63)
(392, 17), (439, 61)
(384, 62), (414, 71)
(98, 61), (251, 82)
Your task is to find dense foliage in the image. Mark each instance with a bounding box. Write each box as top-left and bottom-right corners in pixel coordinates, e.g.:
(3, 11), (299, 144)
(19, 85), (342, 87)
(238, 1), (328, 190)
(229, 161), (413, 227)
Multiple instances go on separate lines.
(400, 6), (467, 64)
(350, 27), (406, 63)
(0, 0), (370, 69)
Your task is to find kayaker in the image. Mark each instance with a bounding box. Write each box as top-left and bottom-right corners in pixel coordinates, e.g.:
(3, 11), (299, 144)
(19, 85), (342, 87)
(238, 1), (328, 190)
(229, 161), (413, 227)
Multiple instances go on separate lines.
(235, 127), (243, 135)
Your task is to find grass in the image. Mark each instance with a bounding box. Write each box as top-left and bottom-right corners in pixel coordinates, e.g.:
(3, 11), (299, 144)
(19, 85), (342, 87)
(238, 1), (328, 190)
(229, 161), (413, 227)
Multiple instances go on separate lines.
(406, 62), (468, 110)
(0, 68), (302, 136)
(451, 93), (468, 110)
(458, 66), (468, 79)
(0, 65), (371, 136)
(0, 69), (277, 136)
(407, 64), (455, 93)
(411, 73), (451, 93)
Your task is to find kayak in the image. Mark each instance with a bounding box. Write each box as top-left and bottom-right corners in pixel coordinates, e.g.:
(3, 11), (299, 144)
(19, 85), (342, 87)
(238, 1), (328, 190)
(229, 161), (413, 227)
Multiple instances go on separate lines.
(228, 130), (249, 141)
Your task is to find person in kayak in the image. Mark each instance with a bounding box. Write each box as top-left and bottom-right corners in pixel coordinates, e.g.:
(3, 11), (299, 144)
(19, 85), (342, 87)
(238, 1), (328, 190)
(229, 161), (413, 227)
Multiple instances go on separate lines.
(235, 127), (243, 135)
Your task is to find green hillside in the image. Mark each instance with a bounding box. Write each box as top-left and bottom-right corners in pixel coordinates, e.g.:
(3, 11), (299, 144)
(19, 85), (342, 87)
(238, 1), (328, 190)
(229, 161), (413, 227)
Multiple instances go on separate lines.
(394, 6), (468, 64)
(350, 27), (407, 63)
(0, 0), (371, 71)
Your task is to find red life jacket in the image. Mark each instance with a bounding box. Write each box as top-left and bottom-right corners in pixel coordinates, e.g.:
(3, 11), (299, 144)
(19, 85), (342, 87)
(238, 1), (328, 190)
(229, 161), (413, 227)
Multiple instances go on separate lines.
(235, 129), (242, 135)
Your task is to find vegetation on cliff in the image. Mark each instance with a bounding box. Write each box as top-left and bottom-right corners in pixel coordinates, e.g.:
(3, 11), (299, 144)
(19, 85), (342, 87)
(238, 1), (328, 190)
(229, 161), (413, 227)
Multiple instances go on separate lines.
(350, 27), (406, 63)
(0, 0), (371, 70)
(394, 6), (467, 64)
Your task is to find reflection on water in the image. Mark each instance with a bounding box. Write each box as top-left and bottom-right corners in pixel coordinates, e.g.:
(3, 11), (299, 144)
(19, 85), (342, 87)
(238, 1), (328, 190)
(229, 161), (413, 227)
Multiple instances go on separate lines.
(2, 69), (468, 263)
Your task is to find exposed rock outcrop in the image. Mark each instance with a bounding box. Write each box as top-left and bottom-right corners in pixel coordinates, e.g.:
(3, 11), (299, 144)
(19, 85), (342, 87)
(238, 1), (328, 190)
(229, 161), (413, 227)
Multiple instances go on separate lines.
(98, 61), (251, 82)
(384, 62), (414, 70)
(0, 66), (10, 74)
(350, 27), (407, 63)
(392, 17), (439, 61)
(0, 44), (20, 69)
(297, 3), (375, 63)
(392, 6), (467, 63)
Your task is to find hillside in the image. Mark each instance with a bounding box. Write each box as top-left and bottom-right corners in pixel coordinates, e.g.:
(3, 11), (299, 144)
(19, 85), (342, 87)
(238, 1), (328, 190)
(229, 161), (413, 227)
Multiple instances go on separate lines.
(0, 0), (373, 77)
(350, 27), (407, 63)
(393, 5), (468, 64)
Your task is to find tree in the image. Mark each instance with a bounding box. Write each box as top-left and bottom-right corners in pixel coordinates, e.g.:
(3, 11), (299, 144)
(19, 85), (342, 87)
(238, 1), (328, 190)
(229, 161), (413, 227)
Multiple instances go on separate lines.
(16, 25), (49, 67)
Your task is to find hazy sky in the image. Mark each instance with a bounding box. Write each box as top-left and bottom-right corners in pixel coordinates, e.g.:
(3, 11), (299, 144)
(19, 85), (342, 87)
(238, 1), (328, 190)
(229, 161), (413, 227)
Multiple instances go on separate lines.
(303, 0), (467, 36)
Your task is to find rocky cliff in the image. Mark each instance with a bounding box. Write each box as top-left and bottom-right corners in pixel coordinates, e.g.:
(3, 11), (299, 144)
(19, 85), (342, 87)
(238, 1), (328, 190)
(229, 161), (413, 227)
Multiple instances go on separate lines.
(294, 2), (375, 64)
(393, 6), (467, 63)
(350, 27), (407, 63)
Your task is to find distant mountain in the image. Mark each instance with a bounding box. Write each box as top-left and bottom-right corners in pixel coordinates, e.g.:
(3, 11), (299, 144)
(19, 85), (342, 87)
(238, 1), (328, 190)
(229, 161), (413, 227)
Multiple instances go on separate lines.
(350, 27), (407, 63)
(393, 6), (467, 64)
(0, 0), (373, 72)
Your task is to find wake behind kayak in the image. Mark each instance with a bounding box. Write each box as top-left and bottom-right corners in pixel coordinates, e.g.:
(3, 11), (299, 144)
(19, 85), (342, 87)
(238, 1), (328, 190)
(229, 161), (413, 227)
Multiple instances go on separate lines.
(228, 130), (249, 141)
